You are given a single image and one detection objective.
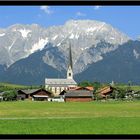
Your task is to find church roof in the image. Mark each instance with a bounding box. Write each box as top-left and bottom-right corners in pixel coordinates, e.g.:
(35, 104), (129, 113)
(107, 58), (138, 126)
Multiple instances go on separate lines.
(45, 78), (77, 85)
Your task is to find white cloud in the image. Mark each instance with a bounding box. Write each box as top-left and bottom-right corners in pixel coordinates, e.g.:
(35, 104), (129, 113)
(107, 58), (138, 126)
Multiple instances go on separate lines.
(76, 12), (86, 17)
(40, 6), (53, 14)
(94, 6), (102, 10)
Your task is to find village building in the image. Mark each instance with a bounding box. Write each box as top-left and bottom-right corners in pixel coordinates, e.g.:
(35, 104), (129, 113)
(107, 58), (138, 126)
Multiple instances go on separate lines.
(97, 86), (114, 99)
(45, 44), (77, 96)
(58, 86), (94, 102)
(17, 89), (52, 101)
(64, 90), (93, 102)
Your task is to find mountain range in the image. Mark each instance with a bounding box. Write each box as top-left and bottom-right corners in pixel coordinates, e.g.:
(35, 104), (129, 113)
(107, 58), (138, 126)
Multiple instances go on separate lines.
(0, 19), (140, 85)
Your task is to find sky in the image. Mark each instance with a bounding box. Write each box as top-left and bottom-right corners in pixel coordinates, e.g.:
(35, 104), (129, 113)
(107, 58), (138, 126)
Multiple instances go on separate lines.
(0, 6), (140, 39)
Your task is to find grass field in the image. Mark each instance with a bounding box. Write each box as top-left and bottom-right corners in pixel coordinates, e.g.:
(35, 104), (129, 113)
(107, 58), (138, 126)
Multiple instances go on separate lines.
(0, 100), (140, 134)
(0, 82), (40, 91)
(116, 85), (140, 91)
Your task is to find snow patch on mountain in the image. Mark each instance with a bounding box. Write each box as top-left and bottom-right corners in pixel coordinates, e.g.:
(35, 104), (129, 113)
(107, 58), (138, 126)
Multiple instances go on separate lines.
(30, 37), (49, 54)
(18, 29), (31, 38)
(81, 47), (89, 51)
(69, 33), (74, 39)
(110, 37), (115, 40)
(0, 33), (5, 37)
(52, 35), (58, 40)
(97, 23), (105, 32)
(87, 27), (97, 32)
(133, 49), (140, 59)
(8, 39), (16, 51)
(0, 19), (130, 74)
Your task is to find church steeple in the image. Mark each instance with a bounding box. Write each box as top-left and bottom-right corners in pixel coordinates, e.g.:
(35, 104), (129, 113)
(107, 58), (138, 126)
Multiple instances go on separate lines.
(67, 43), (73, 79)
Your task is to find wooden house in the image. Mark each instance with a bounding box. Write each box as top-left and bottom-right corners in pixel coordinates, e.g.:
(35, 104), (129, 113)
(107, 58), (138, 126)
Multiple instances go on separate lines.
(17, 89), (52, 101)
(64, 90), (93, 102)
(97, 86), (114, 98)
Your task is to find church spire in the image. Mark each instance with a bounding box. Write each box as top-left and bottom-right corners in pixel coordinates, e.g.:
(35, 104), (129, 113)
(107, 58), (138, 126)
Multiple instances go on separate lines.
(67, 42), (73, 79)
(69, 43), (73, 69)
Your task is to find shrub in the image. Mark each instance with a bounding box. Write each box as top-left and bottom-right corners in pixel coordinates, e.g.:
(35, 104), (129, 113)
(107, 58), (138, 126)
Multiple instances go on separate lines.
(3, 90), (17, 101)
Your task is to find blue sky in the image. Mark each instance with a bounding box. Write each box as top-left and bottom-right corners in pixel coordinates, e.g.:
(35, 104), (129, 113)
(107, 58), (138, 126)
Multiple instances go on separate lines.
(0, 6), (140, 39)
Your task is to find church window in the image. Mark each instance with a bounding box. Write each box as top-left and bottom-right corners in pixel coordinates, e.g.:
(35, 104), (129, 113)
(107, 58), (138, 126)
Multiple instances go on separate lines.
(69, 73), (71, 76)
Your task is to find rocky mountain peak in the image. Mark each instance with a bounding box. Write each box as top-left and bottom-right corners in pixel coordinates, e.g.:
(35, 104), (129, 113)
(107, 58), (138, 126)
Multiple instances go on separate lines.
(0, 19), (130, 74)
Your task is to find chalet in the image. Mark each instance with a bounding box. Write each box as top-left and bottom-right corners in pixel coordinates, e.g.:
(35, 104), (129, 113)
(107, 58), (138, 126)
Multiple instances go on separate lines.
(97, 86), (114, 98)
(64, 90), (93, 102)
(17, 89), (52, 101)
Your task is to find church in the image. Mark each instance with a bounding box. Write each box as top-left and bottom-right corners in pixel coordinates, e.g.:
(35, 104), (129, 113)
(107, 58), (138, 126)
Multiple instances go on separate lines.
(45, 44), (77, 96)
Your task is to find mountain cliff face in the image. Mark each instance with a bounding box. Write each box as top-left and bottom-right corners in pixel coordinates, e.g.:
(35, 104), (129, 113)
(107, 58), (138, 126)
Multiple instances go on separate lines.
(1, 19), (139, 85)
(2, 40), (140, 85)
(0, 20), (129, 72)
(0, 43), (66, 85)
(75, 40), (140, 84)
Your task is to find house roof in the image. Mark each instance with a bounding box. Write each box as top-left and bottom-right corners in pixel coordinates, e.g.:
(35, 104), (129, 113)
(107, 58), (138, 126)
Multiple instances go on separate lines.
(86, 86), (94, 91)
(98, 86), (113, 95)
(45, 78), (77, 86)
(18, 89), (52, 95)
(74, 86), (94, 91)
(18, 89), (40, 94)
(65, 90), (93, 97)
(45, 84), (69, 87)
(59, 90), (66, 95)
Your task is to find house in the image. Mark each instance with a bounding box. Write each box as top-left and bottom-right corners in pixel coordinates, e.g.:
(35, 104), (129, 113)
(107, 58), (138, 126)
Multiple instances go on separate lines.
(59, 86), (94, 102)
(97, 86), (114, 98)
(45, 44), (77, 96)
(17, 89), (52, 101)
(64, 90), (93, 102)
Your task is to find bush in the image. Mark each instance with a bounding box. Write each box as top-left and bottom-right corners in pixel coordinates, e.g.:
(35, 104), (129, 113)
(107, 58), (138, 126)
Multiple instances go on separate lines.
(3, 90), (17, 101)
(94, 93), (103, 101)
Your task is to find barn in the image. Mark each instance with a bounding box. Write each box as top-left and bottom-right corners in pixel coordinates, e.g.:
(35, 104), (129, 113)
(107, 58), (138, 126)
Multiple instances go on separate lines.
(17, 89), (52, 101)
(64, 90), (93, 102)
(97, 86), (114, 98)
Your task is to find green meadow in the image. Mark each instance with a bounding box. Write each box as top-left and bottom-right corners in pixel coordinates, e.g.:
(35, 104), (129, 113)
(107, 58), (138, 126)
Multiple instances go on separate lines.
(0, 82), (40, 91)
(0, 100), (140, 134)
(116, 85), (140, 91)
